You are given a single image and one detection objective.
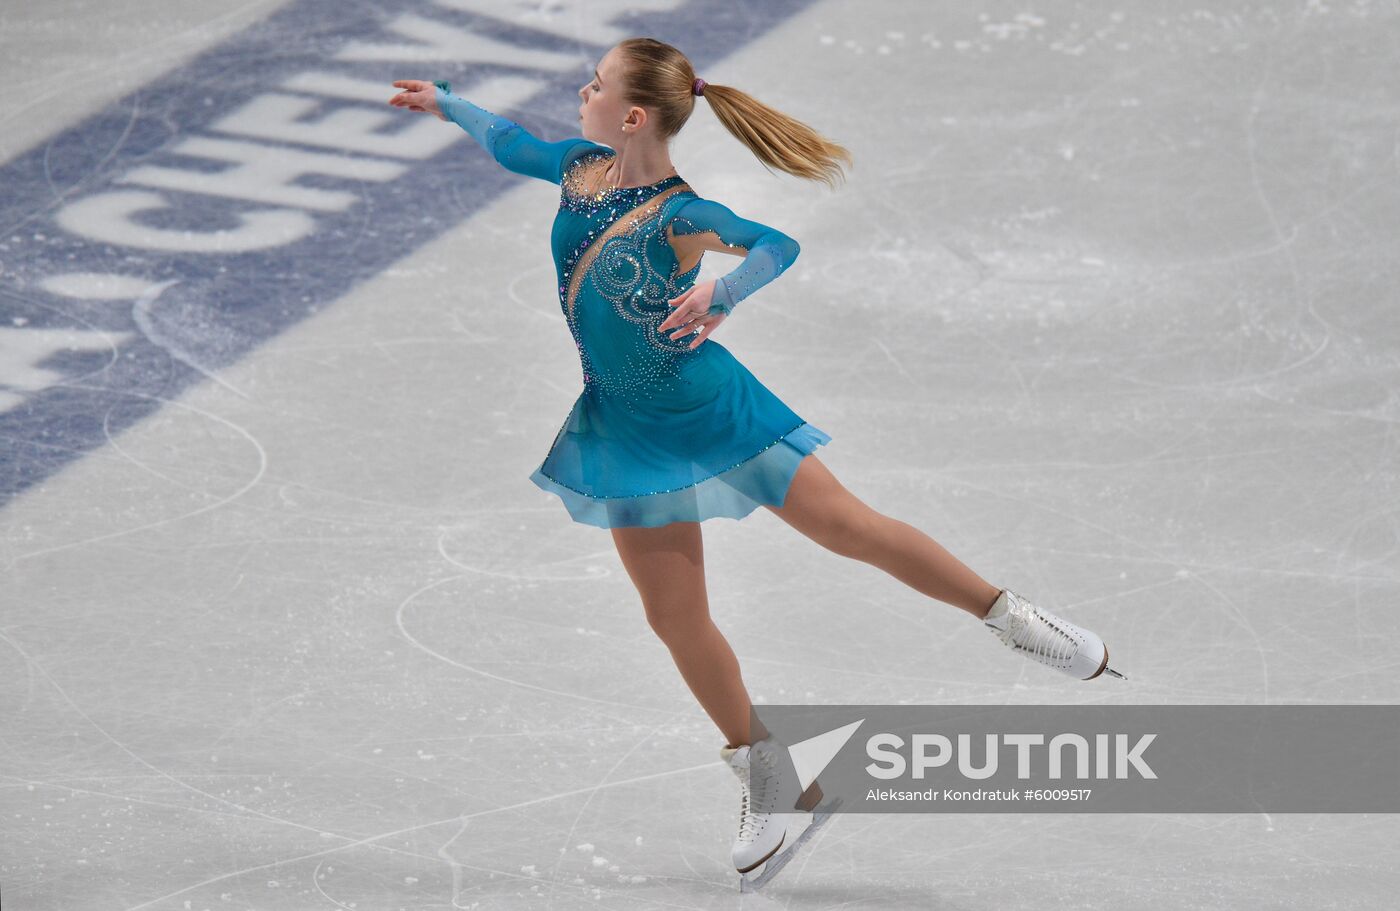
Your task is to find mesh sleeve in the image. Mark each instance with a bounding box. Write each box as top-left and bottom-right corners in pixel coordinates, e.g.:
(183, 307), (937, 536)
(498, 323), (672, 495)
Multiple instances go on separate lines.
(436, 86), (595, 185)
(667, 198), (801, 316)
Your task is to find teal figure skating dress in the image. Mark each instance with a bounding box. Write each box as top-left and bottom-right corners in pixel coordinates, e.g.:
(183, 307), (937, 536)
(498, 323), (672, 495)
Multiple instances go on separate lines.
(437, 86), (831, 529)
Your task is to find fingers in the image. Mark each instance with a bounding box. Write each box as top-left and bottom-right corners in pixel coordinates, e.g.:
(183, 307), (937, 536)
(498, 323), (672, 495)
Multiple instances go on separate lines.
(687, 320), (717, 350)
(657, 290), (693, 331)
(666, 312), (714, 341)
(389, 80), (435, 110)
(658, 285), (724, 347)
(660, 310), (698, 335)
(388, 91), (431, 112)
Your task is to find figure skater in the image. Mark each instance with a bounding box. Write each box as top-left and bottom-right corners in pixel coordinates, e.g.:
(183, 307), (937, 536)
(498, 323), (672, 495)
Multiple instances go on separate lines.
(389, 37), (1122, 886)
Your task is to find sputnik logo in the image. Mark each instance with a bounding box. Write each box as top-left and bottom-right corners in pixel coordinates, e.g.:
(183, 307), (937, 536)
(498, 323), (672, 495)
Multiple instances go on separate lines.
(782, 718), (866, 791)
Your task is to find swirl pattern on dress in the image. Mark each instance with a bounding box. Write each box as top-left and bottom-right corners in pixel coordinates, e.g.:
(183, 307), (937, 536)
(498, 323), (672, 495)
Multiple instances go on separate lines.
(591, 224), (703, 354)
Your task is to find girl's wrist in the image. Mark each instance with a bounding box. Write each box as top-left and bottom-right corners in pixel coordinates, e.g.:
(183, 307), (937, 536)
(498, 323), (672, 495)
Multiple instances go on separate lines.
(707, 278), (736, 317)
(432, 81), (453, 117)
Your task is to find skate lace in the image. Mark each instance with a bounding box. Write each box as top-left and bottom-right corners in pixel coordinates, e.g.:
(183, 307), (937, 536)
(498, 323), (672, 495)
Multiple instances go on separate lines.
(994, 592), (1078, 668)
(737, 747), (779, 841)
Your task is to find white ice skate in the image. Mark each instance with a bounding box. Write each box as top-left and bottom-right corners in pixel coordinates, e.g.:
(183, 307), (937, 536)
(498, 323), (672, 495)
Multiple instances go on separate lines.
(985, 588), (1126, 680)
(720, 737), (841, 892)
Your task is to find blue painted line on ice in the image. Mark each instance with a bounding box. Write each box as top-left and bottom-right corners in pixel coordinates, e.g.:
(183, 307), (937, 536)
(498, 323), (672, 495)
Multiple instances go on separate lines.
(0, 0), (815, 506)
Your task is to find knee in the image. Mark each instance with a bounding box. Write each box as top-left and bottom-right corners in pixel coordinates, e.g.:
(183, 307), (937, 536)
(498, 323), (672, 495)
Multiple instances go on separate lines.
(643, 599), (710, 641)
(820, 509), (884, 561)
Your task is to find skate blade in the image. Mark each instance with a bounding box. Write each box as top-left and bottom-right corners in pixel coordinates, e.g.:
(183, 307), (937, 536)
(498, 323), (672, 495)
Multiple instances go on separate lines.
(1087, 643), (1126, 681)
(738, 798), (843, 893)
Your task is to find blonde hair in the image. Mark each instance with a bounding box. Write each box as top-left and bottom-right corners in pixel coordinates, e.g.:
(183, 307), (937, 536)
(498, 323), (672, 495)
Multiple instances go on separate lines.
(614, 37), (853, 189)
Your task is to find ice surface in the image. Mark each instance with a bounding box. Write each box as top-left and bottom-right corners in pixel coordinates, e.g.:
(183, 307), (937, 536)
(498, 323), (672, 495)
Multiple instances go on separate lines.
(2, 0), (1398, 908)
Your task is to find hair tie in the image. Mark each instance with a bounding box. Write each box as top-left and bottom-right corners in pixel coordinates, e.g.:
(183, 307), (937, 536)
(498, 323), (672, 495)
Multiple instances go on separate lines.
(692, 78), (707, 97)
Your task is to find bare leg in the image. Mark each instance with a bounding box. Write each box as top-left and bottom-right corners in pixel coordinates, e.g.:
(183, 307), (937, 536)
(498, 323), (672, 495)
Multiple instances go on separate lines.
(610, 521), (769, 747)
(766, 455), (1002, 619)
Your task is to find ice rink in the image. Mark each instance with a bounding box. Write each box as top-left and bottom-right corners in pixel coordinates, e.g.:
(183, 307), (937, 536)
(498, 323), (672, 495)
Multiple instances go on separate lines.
(3, 0), (1399, 907)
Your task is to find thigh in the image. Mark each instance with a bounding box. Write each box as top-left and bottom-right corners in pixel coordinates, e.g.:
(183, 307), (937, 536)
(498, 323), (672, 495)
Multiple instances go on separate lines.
(766, 455), (880, 553)
(610, 521), (708, 614)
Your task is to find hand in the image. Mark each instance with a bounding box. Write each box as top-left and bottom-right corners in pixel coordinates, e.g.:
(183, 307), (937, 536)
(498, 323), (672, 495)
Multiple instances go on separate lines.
(388, 80), (446, 120)
(658, 280), (726, 350)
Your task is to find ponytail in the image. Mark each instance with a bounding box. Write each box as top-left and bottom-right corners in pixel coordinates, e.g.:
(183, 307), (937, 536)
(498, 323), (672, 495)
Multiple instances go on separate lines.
(616, 37), (853, 188)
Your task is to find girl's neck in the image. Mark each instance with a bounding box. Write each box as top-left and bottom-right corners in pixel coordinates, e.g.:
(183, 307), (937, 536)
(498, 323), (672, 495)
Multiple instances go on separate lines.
(605, 140), (677, 189)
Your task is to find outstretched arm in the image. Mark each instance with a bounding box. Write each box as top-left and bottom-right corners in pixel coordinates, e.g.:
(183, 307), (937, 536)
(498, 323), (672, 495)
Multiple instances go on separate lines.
(435, 86), (599, 185)
(666, 198), (801, 316)
(389, 79), (596, 185)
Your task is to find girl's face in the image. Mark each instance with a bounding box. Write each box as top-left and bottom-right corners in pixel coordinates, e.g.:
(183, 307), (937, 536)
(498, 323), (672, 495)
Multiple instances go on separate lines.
(578, 48), (628, 143)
